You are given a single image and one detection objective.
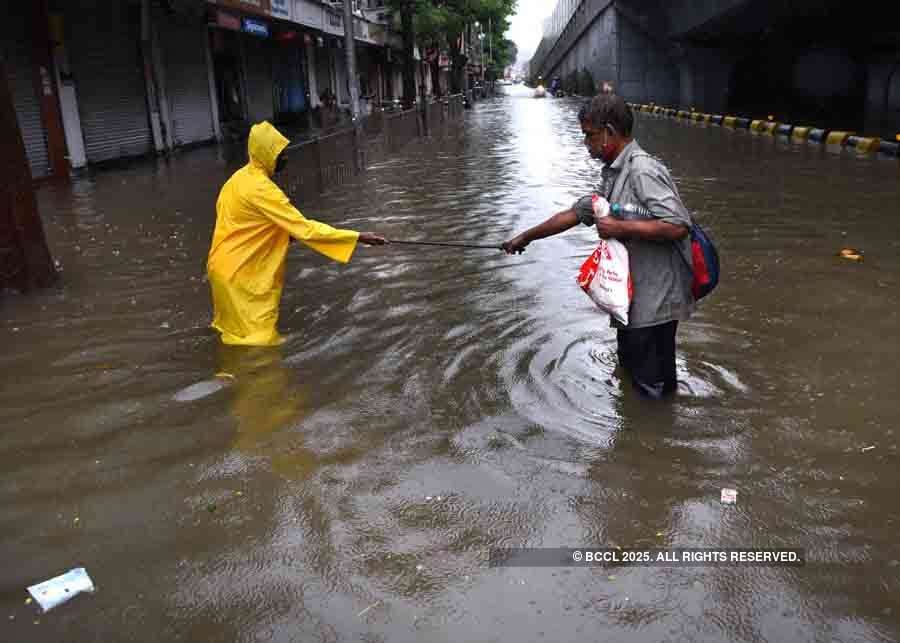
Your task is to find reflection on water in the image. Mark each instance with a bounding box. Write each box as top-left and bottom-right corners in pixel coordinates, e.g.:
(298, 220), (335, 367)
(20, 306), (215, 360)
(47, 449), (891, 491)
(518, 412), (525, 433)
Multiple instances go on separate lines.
(1, 85), (899, 642)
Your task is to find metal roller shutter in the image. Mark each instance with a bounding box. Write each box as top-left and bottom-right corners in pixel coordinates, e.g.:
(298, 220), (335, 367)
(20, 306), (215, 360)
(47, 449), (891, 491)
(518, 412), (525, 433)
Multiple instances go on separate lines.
(243, 35), (274, 124)
(160, 15), (214, 147)
(67, 1), (152, 163)
(1, 11), (50, 179)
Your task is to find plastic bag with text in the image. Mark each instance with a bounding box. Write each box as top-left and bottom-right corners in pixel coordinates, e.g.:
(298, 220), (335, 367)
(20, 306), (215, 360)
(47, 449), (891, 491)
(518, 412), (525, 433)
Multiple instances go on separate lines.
(576, 196), (632, 325)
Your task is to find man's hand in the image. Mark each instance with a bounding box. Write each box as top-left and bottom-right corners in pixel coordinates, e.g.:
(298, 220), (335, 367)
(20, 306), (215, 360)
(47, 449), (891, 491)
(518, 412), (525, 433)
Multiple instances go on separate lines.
(359, 232), (388, 246)
(595, 216), (624, 240)
(501, 234), (529, 254)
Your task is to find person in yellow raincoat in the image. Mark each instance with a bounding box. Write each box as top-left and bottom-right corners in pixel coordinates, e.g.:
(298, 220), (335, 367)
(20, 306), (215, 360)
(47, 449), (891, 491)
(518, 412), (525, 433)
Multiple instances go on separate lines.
(207, 121), (387, 346)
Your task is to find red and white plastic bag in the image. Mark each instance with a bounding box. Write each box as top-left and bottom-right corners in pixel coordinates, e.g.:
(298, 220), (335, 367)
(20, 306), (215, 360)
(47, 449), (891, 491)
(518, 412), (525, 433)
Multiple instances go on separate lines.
(576, 195), (633, 325)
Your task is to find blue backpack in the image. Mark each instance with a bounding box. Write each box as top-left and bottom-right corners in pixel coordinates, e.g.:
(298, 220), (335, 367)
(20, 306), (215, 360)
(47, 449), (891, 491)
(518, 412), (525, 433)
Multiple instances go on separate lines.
(688, 223), (719, 300)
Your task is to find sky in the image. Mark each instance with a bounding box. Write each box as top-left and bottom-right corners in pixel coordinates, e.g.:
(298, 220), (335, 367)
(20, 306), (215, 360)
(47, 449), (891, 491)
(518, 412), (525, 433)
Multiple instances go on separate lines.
(505, 0), (557, 66)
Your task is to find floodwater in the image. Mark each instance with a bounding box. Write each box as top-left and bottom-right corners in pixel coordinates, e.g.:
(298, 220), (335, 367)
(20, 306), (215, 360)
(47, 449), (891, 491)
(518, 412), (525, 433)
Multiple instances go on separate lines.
(3, 84), (900, 642)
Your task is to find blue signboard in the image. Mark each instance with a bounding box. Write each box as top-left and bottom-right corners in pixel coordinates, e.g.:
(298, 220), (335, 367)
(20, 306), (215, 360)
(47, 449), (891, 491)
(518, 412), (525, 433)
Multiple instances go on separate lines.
(242, 17), (270, 38)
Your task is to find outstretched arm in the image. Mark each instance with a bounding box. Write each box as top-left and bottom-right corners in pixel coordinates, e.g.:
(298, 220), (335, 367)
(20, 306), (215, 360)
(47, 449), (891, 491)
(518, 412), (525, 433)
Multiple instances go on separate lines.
(501, 209), (580, 254)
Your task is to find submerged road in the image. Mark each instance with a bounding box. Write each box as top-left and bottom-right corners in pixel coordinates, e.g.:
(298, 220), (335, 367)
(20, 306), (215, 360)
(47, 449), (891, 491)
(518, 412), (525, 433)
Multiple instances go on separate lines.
(2, 85), (900, 642)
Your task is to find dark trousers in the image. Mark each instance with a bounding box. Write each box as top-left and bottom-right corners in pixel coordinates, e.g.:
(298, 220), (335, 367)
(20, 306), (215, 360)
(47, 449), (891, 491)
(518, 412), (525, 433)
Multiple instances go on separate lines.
(617, 321), (678, 399)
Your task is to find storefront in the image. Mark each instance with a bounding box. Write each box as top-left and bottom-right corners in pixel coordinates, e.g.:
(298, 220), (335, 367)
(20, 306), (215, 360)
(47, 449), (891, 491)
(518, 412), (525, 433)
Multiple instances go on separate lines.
(63, 0), (153, 164)
(2, 4), (53, 178)
(272, 27), (309, 124)
(156, 9), (218, 147)
(207, 4), (275, 131)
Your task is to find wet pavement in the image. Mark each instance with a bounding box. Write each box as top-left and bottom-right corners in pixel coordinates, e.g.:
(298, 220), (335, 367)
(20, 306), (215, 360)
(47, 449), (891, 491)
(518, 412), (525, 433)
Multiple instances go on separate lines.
(2, 85), (900, 642)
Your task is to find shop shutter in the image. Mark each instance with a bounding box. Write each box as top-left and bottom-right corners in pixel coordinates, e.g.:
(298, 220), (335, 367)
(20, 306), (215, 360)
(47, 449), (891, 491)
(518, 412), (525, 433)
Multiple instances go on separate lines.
(67, 0), (152, 163)
(160, 15), (214, 146)
(1, 10), (50, 179)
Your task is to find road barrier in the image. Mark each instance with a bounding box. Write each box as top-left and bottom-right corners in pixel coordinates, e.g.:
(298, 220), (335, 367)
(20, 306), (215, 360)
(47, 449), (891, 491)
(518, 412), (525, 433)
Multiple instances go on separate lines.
(279, 94), (465, 198)
(629, 101), (897, 157)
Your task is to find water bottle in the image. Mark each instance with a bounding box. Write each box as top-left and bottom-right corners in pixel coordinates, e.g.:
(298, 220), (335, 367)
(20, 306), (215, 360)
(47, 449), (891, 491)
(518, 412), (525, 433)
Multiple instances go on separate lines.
(610, 202), (652, 219)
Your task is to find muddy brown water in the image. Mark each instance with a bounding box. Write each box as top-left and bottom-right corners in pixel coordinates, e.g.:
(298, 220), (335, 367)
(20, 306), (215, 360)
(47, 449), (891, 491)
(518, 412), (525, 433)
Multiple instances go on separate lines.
(2, 85), (899, 642)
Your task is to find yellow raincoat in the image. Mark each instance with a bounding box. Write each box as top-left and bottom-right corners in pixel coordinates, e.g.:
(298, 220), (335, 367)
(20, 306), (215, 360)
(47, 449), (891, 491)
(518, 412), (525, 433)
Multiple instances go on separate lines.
(207, 122), (359, 346)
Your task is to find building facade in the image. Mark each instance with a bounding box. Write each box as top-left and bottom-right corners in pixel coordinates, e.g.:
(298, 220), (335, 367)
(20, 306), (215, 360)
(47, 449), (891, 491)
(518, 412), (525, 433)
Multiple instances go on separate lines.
(3, 0), (451, 181)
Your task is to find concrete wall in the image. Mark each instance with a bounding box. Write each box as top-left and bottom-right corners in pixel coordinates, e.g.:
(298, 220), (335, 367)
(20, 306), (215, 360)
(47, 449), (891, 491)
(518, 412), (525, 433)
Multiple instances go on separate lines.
(664, 0), (751, 37)
(616, 10), (678, 105)
(864, 58), (900, 139)
(678, 45), (732, 113)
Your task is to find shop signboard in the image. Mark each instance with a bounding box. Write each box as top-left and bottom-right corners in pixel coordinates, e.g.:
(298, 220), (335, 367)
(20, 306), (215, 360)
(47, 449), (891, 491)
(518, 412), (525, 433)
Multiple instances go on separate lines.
(214, 9), (242, 31)
(242, 17), (270, 37)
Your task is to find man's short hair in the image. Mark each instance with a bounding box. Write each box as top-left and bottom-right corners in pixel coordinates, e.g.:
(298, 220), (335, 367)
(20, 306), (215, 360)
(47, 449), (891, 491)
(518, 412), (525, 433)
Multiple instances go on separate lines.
(584, 93), (633, 137)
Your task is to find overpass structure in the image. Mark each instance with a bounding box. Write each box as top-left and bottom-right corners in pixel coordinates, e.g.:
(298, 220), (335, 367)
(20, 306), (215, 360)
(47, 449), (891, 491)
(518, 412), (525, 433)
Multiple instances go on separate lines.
(528, 0), (900, 138)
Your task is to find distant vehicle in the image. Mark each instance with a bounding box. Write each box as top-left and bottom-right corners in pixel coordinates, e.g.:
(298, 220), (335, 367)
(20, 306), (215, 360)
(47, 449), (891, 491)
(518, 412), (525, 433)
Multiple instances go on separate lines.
(534, 84), (546, 98)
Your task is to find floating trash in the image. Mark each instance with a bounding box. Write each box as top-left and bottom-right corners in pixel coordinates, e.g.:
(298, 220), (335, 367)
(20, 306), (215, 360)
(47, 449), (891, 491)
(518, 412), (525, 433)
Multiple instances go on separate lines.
(172, 377), (232, 402)
(720, 488), (738, 504)
(27, 568), (95, 612)
(838, 248), (863, 261)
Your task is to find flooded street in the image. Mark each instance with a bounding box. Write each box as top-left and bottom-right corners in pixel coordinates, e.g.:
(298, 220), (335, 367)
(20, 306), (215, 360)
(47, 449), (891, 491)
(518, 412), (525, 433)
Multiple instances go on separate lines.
(3, 85), (900, 641)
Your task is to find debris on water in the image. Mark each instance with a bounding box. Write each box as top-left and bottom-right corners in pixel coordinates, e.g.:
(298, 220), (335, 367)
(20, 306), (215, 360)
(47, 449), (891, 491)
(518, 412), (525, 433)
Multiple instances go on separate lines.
(25, 597), (32, 606)
(656, 532), (664, 537)
(838, 248), (863, 261)
(27, 568), (95, 612)
(415, 565), (424, 572)
(357, 600), (381, 618)
(160, 322), (170, 329)
(425, 496), (433, 501)
(12, 327), (19, 333)
(721, 488), (738, 504)
(207, 503), (217, 513)
(173, 378), (231, 402)
(608, 575), (616, 581)
(860, 445), (876, 452)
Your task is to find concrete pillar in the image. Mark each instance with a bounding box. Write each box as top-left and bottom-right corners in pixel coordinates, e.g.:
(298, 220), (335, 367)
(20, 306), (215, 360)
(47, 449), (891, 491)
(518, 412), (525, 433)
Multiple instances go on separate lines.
(305, 37), (320, 109)
(48, 12), (86, 169)
(149, 8), (174, 152)
(31, 0), (69, 179)
(0, 57), (56, 292)
(202, 26), (223, 142)
(140, 0), (165, 152)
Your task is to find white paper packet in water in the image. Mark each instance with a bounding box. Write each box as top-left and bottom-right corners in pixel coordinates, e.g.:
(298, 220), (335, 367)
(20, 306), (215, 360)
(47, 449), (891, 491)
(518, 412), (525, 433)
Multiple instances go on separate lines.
(27, 567), (95, 612)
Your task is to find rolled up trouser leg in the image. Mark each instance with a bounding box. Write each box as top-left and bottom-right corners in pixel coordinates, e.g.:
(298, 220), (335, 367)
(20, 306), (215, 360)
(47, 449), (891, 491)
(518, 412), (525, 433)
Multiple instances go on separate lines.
(617, 321), (678, 399)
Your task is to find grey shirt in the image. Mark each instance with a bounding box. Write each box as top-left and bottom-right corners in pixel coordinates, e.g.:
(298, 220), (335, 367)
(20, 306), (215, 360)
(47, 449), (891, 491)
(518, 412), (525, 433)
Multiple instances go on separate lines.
(572, 140), (695, 329)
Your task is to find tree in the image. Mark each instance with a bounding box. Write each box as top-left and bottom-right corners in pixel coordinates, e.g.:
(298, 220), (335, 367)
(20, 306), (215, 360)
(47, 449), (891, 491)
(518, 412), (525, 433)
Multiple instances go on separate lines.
(388, 0), (517, 97)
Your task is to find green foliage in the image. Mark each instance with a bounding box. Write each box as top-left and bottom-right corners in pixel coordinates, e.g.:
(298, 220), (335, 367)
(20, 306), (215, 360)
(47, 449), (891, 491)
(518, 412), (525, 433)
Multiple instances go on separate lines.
(389, 0), (517, 62)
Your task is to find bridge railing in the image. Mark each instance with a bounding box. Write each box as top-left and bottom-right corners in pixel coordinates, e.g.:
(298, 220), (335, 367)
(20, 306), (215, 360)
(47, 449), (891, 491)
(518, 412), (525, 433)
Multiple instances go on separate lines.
(279, 95), (466, 199)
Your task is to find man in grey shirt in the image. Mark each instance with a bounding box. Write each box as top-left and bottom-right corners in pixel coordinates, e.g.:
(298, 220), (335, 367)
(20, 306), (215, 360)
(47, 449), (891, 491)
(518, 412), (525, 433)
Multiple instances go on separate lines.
(502, 94), (694, 399)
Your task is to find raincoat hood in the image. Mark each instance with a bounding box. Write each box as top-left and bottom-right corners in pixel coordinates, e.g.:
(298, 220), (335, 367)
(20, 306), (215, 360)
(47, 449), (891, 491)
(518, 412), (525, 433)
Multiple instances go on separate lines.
(248, 121), (290, 176)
